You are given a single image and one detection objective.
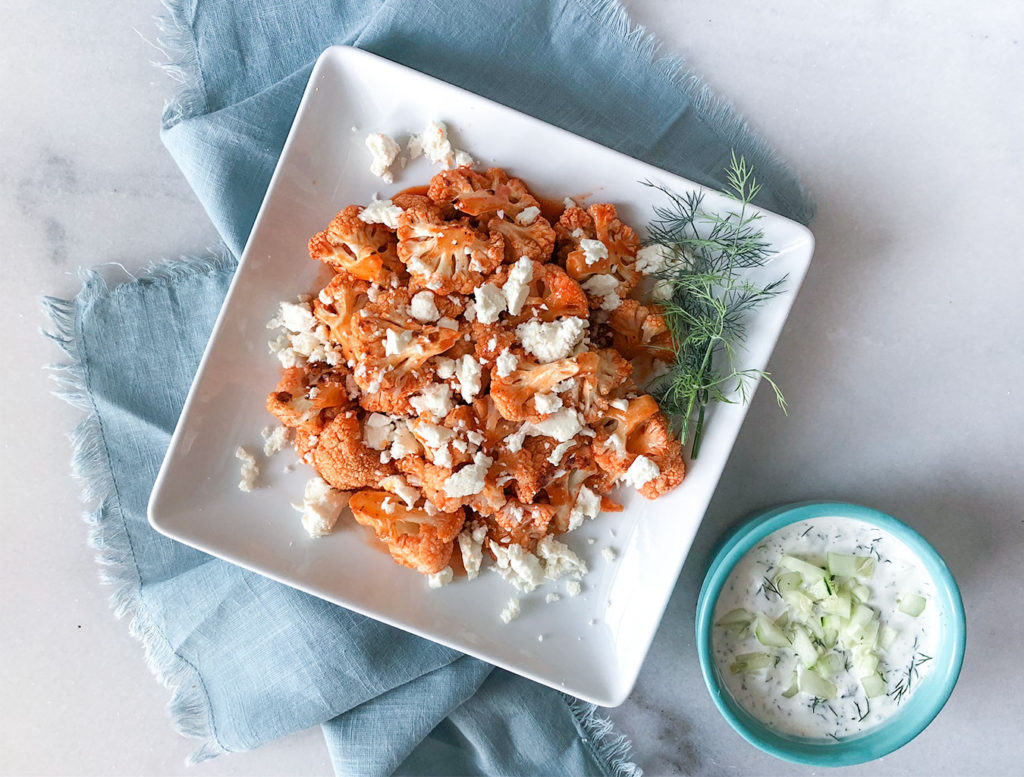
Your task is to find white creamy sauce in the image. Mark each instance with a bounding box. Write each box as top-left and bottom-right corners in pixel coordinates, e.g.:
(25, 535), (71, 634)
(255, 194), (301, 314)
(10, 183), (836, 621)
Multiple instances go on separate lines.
(713, 516), (939, 739)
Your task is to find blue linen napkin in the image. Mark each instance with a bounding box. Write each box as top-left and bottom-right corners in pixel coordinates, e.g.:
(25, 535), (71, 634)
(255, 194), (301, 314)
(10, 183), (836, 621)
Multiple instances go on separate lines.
(46, 1), (813, 774)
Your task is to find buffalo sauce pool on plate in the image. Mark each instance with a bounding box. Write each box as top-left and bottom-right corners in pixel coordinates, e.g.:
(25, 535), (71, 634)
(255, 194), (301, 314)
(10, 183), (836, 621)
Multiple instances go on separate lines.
(712, 517), (939, 739)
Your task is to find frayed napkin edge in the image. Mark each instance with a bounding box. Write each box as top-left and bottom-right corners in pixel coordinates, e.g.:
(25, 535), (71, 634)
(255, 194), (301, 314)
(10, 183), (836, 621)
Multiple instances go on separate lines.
(566, 696), (643, 777)
(42, 253), (237, 766)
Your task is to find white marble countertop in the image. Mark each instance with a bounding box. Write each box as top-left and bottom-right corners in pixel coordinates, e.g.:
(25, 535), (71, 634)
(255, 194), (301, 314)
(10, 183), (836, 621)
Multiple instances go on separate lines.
(3, 1), (1022, 774)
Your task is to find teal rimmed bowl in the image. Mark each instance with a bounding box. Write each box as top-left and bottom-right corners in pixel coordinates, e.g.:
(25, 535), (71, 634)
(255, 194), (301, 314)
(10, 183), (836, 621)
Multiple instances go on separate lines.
(695, 502), (966, 767)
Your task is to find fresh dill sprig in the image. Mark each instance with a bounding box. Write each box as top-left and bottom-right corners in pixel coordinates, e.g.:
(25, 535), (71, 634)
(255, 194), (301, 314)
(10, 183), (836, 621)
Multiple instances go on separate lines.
(642, 152), (787, 458)
(888, 652), (933, 704)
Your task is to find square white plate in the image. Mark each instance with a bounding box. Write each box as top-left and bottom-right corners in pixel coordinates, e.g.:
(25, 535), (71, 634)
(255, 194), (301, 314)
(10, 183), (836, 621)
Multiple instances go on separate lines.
(149, 45), (814, 706)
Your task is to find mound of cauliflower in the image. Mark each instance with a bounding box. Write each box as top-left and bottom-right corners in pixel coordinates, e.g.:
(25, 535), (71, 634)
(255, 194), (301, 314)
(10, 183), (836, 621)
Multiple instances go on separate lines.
(266, 166), (685, 580)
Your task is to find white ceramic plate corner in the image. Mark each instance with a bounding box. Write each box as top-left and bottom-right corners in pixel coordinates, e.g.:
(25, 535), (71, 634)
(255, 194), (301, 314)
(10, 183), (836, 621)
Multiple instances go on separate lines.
(148, 45), (814, 707)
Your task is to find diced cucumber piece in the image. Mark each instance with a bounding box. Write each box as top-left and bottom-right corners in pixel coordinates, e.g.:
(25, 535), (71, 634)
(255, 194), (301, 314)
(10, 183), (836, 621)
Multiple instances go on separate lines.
(822, 629), (838, 650)
(851, 603), (876, 627)
(775, 571), (803, 593)
(799, 667), (837, 699)
(827, 552), (876, 579)
(855, 557), (876, 578)
(774, 611), (790, 630)
(791, 624), (820, 669)
(852, 584), (871, 603)
(861, 673), (887, 698)
(817, 652), (844, 678)
(804, 615), (825, 640)
(819, 593), (852, 619)
(821, 614), (842, 632)
(780, 554), (828, 583)
(781, 672), (799, 698)
(806, 576), (831, 601)
(899, 594), (927, 617)
(730, 652), (772, 674)
(782, 589), (815, 618)
(860, 617), (880, 648)
(879, 626), (898, 651)
(716, 608), (753, 628)
(851, 647), (879, 678)
(755, 614), (791, 648)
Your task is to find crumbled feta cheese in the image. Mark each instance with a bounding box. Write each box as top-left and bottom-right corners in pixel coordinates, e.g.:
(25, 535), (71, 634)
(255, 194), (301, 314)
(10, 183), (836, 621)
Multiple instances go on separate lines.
(458, 526), (486, 580)
(495, 348), (518, 378)
(537, 536), (588, 581)
(407, 120), (473, 168)
(635, 243), (673, 274)
(563, 197), (577, 209)
(433, 443), (453, 468)
(515, 317), (588, 363)
(365, 132), (401, 183)
(491, 542), (545, 592)
(438, 316), (460, 330)
(500, 597), (521, 623)
(267, 299), (342, 368)
(506, 504), (525, 524)
(501, 257), (534, 315)
(506, 427), (527, 453)
(409, 291), (440, 322)
(525, 409), (583, 443)
(415, 422), (454, 450)
(534, 393), (562, 414)
(293, 476), (349, 538)
(466, 430), (484, 446)
(409, 383), (454, 420)
(565, 580), (583, 597)
(381, 496), (396, 514)
(385, 327), (413, 356)
(516, 206), (541, 225)
(599, 292), (622, 311)
(623, 454), (661, 489)
(427, 567), (454, 588)
(602, 547), (618, 562)
(610, 398), (629, 411)
(363, 413), (395, 450)
(454, 355), (483, 403)
(568, 485), (601, 531)
(463, 300), (477, 322)
(235, 447), (258, 492)
(381, 474), (420, 509)
(547, 441), (573, 466)
(261, 425), (292, 457)
(451, 438), (468, 453)
(473, 283), (507, 324)
(436, 357), (456, 380)
(443, 452), (493, 497)
(554, 378), (577, 394)
(545, 593), (561, 604)
(359, 198), (404, 229)
(579, 238), (608, 265)
(581, 274), (622, 310)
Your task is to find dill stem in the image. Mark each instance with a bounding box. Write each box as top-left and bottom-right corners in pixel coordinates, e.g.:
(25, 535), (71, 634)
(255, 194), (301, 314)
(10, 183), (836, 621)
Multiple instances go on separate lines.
(685, 340), (716, 458)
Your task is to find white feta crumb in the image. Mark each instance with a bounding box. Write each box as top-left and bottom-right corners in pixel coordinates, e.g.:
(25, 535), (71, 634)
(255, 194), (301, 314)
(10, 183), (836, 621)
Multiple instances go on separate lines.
(390, 419), (420, 459)
(538, 634), (545, 642)
(500, 597), (521, 623)
(358, 198), (404, 229)
(451, 438), (468, 453)
(385, 327), (413, 356)
(409, 291), (440, 322)
(563, 197), (577, 209)
(554, 378), (577, 394)
(454, 149), (474, 167)
(381, 496), (396, 515)
(565, 580), (583, 597)
(547, 440), (573, 466)
(515, 317), (588, 363)
(415, 422), (455, 450)
(293, 476), (349, 538)
(463, 300), (477, 322)
(635, 243), (673, 274)
(408, 120), (473, 168)
(623, 454), (660, 489)
(537, 535), (588, 581)
(582, 274), (622, 310)
(610, 398), (629, 411)
(427, 566), (454, 588)
(600, 292), (621, 311)
(495, 348), (519, 378)
(363, 413), (395, 450)
(454, 355), (483, 403)
(579, 238), (608, 265)
(506, 427), (527, 453)
(516, 206), (541, 225)
(466, 430), (484, 446)
(235, 447), (258, 492)
(261, 425), (292, 457)
(433, 443), (453, 468)
(524, 408), (583, 443)
(381, 474), (420, 509)
(458, 527), (486, 580)
(438, 316), (460, 330)
(267, 298), (342, 368)
(545, 593), (562, 604)
(568, 485), (602, 531)
(436, 357), (456, 380)
(501, 257), (534, 316)
(443, 452), (493, 497)
(365, 132), (401, 183)
(534, 393), (562, 414)
(473, 283), (507, 324)
(602, 547), (618, 562)
(409, 383), (454, 420)
(491, 542), (545, 592)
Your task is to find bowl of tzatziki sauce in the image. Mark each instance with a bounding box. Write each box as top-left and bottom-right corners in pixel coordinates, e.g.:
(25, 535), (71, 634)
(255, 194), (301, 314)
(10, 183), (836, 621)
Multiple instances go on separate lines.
(696, 502), (965, 767)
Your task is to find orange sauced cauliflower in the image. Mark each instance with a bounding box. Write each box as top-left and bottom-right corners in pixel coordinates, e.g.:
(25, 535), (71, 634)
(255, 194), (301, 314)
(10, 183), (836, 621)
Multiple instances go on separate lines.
(265, 165), (686, 587)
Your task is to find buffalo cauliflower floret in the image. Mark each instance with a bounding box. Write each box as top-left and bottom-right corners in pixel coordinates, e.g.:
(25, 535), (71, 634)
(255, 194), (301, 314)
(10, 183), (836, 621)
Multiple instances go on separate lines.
(607, 299), (675, 383)
(557, 204), (641, 297)
(309, 206), (404, 284)
(592, 397), (685, 498)
(428, 167), (541, 223)
(490, 356), (582, 422)
(349, 489), (464, 574)
(488, 215), (556, 263)
(312, 411), (396, 490)
(490, 261), (589, 325)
